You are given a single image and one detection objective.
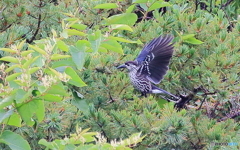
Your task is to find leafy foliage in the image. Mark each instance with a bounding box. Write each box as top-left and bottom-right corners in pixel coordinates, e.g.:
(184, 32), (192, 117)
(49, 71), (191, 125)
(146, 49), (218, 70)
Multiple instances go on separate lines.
(39, 126), (145, 150)
(0, 0), (239, 150)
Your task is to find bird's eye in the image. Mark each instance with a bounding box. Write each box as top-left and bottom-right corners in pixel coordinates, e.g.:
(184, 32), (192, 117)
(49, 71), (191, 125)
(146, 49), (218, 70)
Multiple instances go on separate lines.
(125, 63), (129, 66)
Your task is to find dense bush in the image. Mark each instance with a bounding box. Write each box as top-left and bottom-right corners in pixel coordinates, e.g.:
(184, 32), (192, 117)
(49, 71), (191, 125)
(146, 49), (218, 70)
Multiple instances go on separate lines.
(0, 0), (239, 149)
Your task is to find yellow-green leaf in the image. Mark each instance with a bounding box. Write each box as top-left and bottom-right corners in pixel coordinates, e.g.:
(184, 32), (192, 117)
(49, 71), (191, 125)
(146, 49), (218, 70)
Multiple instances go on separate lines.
(133, 0), (148, 3)
(7, 113), (22, 127)
(65, 67), (87, 87)
(0, 48), (17, 53)
(126, 4), (135, 13)
(5, 64), (20, 73)
(105, 13), (138, 26)
(182, 34), (195, 40)
(56, 40), (69, 52)
(94, 3), (118, 9)
(50, 54), (71, 60)
(147, 1), (171, 12)
(28, 67), (40, 74)
(70, 24), (87, 30)
(48, 67), (61, 77)
(22, 56), (39, 69)
(29, 44), (47, 55)
(111, 24), (133, 32)
(41, 94), (63, 102)
(101, 39), (123, 54)
(0, 56), (19, 63)
(6, 73), (21, 81)
(17, 39), (26, 50)
(21, 50), (34, 56)
(184, 37), (204, 45)
(65, 29), (86, 36)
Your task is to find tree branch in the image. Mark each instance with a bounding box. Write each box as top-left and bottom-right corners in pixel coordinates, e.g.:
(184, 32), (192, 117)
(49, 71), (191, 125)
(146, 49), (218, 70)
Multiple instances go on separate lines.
(221, 0), (234, 9)
(27, 14), (42, 44)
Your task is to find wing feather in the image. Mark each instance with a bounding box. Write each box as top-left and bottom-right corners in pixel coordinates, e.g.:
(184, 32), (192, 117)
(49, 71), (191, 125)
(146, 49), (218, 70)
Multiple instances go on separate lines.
(136, 35), (174, 84)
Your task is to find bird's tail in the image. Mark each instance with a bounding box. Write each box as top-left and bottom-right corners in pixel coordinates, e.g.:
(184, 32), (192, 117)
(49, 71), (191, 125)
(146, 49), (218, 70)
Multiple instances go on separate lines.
(151, 85), (180, 102)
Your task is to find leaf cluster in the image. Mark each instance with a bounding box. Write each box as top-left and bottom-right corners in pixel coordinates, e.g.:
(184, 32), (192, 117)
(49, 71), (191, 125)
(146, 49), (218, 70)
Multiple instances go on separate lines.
(0, 0), (239, 150)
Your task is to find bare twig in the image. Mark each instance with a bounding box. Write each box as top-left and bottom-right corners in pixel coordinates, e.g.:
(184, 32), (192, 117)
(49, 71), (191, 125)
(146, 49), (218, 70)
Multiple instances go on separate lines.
(221, 0), (234, 9)
(197, 95), (207, 110)
(27, 14), (42, 43)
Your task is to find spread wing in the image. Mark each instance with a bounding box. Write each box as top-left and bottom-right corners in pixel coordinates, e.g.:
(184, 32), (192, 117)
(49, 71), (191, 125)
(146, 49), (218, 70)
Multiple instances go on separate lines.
(136, 35), (174, 84)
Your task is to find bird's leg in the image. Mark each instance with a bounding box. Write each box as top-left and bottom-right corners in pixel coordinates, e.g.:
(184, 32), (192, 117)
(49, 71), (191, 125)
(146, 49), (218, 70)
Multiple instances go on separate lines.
(140, 92), (147, 97)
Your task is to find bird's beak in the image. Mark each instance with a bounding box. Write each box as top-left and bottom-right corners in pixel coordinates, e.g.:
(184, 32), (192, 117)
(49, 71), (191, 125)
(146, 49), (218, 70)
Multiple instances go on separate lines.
(117, 64), (126, 69)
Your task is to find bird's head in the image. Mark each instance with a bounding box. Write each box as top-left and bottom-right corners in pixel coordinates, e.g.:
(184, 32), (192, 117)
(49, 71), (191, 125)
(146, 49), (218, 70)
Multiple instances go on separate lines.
(117, 61), (138, 71)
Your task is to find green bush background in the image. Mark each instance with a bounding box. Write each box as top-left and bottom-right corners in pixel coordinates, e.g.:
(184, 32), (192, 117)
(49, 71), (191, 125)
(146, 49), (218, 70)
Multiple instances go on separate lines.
(0, 0), (239, 149)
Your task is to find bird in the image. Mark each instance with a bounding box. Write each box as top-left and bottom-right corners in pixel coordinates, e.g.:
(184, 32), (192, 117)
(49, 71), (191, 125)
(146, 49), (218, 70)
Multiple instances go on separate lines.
(117, 35), (179, 101)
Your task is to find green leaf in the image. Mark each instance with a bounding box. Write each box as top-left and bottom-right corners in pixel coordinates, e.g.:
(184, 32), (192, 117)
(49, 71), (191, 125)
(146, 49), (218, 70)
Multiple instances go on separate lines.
(65, 29), (86, 36)
(28, 67), (40, 74)
(133, 0), (149, 3)
(0, 96), (15, 109)
(15, 88), (33, 104)
(48, 67), (62, 77)
(88, 30), (102, 53)
(21, 50), (34, 56)
(6, 73), (21, 81)
(34, 99), (45, 122)
(0, 109), (14, 124)
(22, 56), (40, 69)
(64, 17), (78, 21)
(184, 37), (204, 45)
(0, 56), (19, 63)
(101, 39), (123, 54)
(60, 30), (68, 38)
(147, 1), (171, 12)
(0, 130), (31, 150)
(50, 54), (71, 60)
(29, 44), (47, 55)
(56, 40), (69, 52)
(41, 94), (63, 102)
(94, 3), (118, 9)
(72, 91), (89, 114)
(38, 85), (47, 94)
(17, 39), (26, 50)
(17, 101), (37, 126)
(47, 83), (68, 96)
(70, 24), (87, 30)
(15, 89), (27, 103)
(65, 67), (87, 87)
(98, 47), (108, 53)
(182, 34), (195, 40)
(111, 24), (133, 32)
(69, 45), (86, 70)
(51, 59), (75, 69)
(0, 48), (17, 53)
(126, 4), (135, 13)
(105, 13), (138, 26)
(7, 112), (22, 127)
(5, 64), (20, 73)
(16, 99), (44, 125)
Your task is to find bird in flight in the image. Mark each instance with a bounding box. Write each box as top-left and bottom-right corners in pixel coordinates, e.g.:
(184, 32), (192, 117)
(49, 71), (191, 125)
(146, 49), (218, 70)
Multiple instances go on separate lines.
(117, 35), (180, 102)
